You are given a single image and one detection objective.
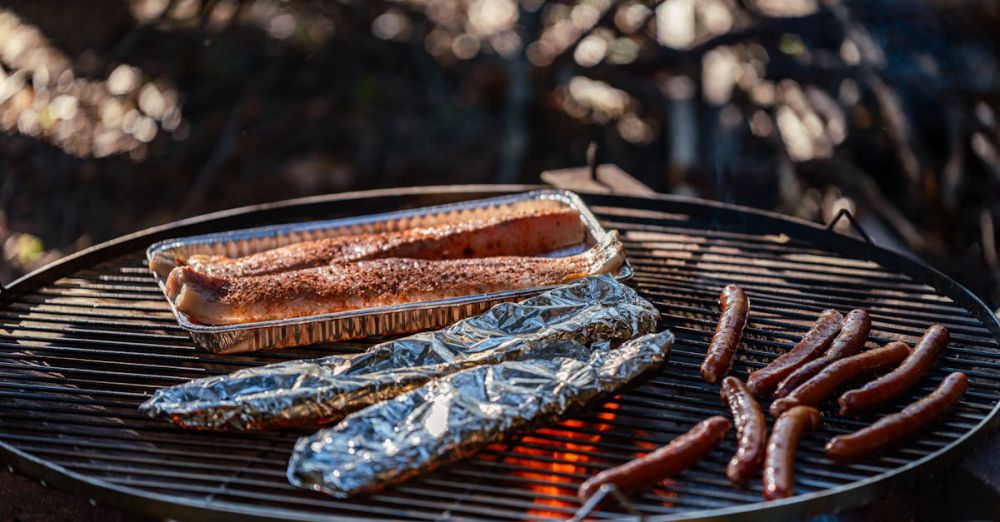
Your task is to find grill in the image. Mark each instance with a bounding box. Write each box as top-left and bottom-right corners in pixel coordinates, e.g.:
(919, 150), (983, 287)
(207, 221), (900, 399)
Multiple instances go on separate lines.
(2, 185), (999, 521)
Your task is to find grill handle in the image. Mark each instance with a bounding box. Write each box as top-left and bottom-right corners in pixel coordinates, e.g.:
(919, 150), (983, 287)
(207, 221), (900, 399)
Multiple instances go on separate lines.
(826, 208), (873, 245)
(571, 484), (642, 521)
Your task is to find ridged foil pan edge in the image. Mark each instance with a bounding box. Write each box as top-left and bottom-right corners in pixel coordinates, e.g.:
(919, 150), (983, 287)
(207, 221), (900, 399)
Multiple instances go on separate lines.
(146, 190), (631, 353)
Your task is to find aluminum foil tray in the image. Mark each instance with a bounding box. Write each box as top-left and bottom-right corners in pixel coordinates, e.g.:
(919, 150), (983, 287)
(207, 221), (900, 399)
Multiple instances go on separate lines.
(146, 190), (633, 353)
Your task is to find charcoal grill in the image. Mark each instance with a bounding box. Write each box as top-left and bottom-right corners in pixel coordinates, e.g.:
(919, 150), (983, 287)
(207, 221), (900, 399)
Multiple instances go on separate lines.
(1, 185), (998, 521)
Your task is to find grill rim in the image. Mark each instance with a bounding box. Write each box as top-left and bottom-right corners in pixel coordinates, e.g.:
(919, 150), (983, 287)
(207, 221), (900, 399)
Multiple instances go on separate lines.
(1, 184), (998, 522)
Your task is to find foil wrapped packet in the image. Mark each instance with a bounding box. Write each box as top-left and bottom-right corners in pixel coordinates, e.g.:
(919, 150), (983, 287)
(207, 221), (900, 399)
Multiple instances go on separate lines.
(140, 275), (659, 430)
(287, 330), (674, 497)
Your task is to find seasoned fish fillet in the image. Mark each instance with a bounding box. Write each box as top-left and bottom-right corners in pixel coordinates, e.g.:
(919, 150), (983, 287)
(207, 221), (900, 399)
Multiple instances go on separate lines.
(287, 330), (674, 498)
(167, 233), (624, 326)
(139, 275), (659, 430)
(149, 207), (584, 278)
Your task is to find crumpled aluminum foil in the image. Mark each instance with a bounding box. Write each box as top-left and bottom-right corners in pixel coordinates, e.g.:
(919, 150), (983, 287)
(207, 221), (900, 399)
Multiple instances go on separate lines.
(140, 275), (659, 430)
(287, 329), (674, 498)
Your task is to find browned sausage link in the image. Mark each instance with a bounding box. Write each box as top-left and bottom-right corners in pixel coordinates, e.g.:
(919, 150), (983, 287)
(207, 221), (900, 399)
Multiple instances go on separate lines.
(763, 406), (821, 501)
(827, 372), (967, 462)
(839, 325), (949, 416)
(770, 342), (911, 417)
(772, 357), (832, 401)
(774, 309), (871, 399)
(700, 285), (750, 384)
(746, 309), (843, 398)
(577, 416), (731, 500)
(720, 377), (767, 486)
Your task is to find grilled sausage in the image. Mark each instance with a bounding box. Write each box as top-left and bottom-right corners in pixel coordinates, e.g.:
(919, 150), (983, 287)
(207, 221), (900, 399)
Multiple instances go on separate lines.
(839, 325), (949, 416)
(721, 377), (767, 486)
(827, 372), (967, 462)
(774, 309), (871, 399)
(577, 416), (731, 500)
(763, 406), (821, 501)
(769, 341), (911, 417)
(747, 309), (843, 398)
(700, 285), (751, 384)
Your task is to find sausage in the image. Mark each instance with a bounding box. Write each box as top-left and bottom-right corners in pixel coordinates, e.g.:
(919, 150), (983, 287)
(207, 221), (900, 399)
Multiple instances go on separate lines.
(763, 406), (821, 501)
(769, 341), (911, 417)
(577, 416), (731, 500)
(773, 309), (871, 399)
(747, 309), (843, 398)
(827, 372), (967, 462)
(839, 325), (949, 416)
(720, 377), (767, 486)
(700, 285), (751, 384)
(821, 309), (872, 359)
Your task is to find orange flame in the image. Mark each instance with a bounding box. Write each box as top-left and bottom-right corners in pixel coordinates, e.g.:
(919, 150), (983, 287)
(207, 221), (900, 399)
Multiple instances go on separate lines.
(499, 400), (621, 519)
(630, 428), (678, 508)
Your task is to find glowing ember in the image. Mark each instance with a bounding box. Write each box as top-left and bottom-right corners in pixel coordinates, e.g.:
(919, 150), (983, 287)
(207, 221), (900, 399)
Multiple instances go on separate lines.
(631, 429), (679, 508)
(500, 400), (622, 518)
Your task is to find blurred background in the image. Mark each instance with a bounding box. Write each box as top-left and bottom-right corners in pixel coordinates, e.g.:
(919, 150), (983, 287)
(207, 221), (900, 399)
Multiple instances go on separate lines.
(0, 0), (999, 309)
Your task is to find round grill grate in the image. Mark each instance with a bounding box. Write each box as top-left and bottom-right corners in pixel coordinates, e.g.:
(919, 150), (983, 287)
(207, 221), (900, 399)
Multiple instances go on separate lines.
(1, 187), (998, 521)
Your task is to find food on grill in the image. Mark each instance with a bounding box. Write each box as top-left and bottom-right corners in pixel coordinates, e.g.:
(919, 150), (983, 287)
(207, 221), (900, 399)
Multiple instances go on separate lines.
(700, 285), (750, 384)
(747, 309), (843, 397)
(763, 405), (821, 500)
(769, 341), (911, 417)
(720, 377), (767, 486)
(141, 275), (659, 430)
(577, 416), (730, 500)
(774, 309), (871, 399)
(287, 330), (674, 498)
(166, 232), (624, 325)
(839, 325), (949, 416)
(150, 207), (585, 279)
(827, 372), (967, 462)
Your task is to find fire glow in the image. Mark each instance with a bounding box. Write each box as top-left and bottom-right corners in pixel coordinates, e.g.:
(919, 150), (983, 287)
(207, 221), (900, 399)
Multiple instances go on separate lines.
(508, 403), (619, 520)
(475, 399), (675, 519)
(498, 402), (680, 519)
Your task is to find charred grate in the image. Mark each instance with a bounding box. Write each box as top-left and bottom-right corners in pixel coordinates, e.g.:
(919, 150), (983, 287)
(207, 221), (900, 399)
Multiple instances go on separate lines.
(1, 189), (998, 521)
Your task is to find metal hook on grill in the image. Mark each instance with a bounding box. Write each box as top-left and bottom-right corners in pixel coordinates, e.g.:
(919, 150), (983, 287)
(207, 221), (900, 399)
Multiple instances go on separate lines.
(571, 484), (643, 522)
(825, 208), (873, 245)
(586, 139), (600, 181)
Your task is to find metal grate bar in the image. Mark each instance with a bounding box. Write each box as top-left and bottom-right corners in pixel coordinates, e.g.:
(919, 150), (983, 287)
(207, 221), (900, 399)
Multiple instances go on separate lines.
(0, 341), (203, 362)
(629, 267), (967, 313)
(624, 249), (915, 285)
(0, 317), (189, 339)
(97, 477), (453, 521)
(632, 280), (986, 333)
(0, 352), (217, 376)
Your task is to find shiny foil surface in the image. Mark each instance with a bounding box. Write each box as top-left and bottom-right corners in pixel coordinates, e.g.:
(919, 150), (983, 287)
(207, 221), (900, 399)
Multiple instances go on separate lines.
(287, 330), (674, 498)
(140, 275), (659, 430)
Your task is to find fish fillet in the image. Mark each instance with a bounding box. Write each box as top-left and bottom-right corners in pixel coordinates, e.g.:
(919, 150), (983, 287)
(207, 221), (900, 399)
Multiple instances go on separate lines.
(139, 275), (659, 430)
(150, 207), (584, 278)
(167, 233), (624, 325)
(287, 330), (673, 497)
